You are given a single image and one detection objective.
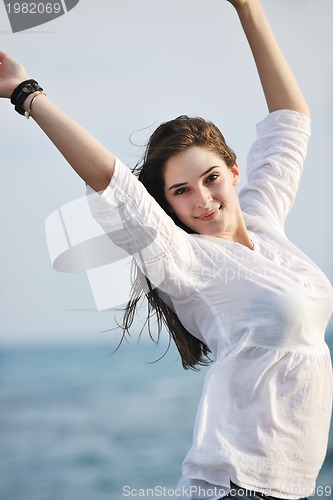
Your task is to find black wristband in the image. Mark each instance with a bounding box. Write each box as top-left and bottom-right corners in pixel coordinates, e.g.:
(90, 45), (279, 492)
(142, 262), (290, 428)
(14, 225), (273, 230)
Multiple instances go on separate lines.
(10, 79), (39, 105)
(14, 82), (44, 116)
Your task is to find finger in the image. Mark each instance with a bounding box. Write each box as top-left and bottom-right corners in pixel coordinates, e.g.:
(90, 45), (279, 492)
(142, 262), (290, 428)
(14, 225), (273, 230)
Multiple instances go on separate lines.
(0, 50), (9, 62)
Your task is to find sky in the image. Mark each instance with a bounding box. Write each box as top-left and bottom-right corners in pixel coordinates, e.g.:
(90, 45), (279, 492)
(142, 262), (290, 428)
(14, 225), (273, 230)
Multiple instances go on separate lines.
(0, 0), (332, 345)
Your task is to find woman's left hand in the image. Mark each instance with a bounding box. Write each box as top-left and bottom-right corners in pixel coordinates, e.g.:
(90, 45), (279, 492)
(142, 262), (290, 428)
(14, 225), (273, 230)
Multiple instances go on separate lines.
(226, 0), (248, 5)
(226, 0), (256, 8)
(0, 50), (29, 99)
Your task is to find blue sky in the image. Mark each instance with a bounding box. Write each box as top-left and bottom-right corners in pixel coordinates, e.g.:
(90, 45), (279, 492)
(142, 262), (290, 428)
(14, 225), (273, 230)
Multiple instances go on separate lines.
(0, 0), (332, 344)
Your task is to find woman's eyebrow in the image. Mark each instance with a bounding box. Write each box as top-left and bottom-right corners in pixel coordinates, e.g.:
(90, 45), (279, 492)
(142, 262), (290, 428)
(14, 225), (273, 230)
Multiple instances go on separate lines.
(168, 166), (219, 191)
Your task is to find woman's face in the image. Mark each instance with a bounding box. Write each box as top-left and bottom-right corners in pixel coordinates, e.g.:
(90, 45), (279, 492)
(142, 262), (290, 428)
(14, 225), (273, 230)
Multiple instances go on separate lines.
(163, 146), (241, 239)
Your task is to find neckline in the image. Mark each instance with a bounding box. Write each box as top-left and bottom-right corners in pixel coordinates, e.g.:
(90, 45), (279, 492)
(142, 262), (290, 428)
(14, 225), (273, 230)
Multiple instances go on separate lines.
(195, 232), (258, 252)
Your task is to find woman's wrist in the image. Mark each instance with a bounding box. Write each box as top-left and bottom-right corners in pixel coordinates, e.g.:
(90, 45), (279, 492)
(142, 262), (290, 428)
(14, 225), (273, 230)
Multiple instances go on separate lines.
(228, 0), (259, 16)
(22, 90), (46, 118)
(10, 79), (44, 116)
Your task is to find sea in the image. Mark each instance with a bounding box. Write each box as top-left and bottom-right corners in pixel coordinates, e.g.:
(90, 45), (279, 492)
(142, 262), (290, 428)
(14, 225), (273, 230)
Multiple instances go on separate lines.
(1, 334), (332, 500)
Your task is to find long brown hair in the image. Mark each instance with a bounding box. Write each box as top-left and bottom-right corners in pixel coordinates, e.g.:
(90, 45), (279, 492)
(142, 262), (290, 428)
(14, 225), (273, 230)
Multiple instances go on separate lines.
(119, 116), (237, 369)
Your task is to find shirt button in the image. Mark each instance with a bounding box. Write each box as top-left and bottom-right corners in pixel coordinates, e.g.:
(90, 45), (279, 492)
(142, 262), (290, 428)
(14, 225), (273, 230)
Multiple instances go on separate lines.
(304, 280), (312, 288)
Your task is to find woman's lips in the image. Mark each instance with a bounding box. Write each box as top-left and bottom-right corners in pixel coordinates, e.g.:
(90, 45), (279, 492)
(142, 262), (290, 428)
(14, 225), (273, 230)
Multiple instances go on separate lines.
(196, 208), (219, 221)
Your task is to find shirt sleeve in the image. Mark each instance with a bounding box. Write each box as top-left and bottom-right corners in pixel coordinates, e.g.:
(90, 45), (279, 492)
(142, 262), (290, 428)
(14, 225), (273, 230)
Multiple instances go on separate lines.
(239, 109), (311, 232)
(86, 158), (202, 299)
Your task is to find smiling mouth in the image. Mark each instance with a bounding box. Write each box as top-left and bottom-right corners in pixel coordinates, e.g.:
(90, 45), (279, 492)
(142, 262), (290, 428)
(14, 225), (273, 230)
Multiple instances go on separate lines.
(196, 207), (221, 221)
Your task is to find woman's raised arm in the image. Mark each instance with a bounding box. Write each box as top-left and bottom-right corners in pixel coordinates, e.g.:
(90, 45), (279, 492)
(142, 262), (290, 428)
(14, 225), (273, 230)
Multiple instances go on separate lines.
(0, 50), (115, 192)
(227, 0), (310, 116)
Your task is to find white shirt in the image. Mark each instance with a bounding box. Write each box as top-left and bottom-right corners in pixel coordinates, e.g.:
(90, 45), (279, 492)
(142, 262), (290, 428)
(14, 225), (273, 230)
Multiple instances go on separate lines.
(87, 110), (333, 499)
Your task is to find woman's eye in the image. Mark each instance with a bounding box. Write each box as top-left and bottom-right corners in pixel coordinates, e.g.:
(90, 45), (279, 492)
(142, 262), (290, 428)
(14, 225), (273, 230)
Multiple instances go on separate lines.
(206, 173), (219, 183)
(174, 187), (188, 195)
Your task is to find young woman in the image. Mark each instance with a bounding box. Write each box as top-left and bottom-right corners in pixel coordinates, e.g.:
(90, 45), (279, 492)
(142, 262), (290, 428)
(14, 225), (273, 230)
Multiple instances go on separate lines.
(0, 1), (332, 499)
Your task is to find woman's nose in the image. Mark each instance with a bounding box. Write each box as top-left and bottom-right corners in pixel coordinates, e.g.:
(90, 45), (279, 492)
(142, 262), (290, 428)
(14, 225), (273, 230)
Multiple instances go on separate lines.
(195, 187), (212, 207)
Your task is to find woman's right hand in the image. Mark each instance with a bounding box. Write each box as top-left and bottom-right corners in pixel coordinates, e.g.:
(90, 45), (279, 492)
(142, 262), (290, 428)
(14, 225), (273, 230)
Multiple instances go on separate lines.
(0, 50), (29, 99)
(1, 49), (115, 192)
